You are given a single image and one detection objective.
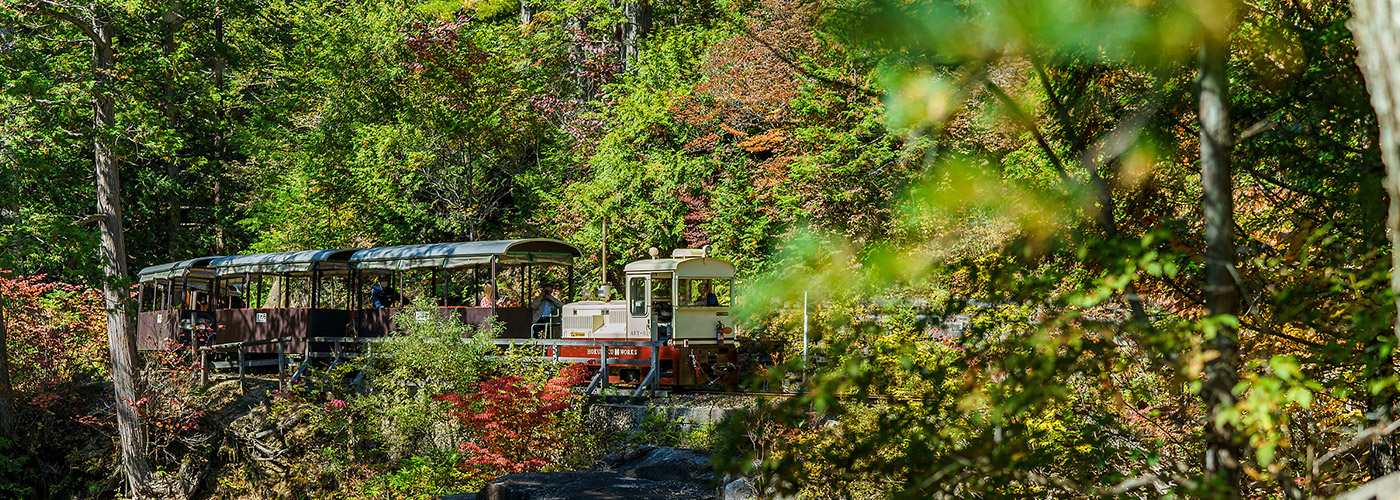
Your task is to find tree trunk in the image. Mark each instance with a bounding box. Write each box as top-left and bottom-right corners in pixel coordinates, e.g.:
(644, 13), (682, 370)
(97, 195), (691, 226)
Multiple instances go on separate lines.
(520, 0), (533, 25)
(566, 14), (586, 97)
(93, 7), (155, 497)
(212, 9), (226, 255)
(1199, 20), (1242, 498)
(0, 297), (13, 439)
(1368, 334), (1397, 477)
(163, 2), (182, 259)
(1350, 0), (1400, 479)
(621, 1), (650, 72)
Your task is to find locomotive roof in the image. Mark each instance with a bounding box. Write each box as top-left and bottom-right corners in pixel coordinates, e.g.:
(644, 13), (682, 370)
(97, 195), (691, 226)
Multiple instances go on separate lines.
(624, 256), (735, 278)
(137, 256), (223, 282)
(209, 248), (358, 276)
(349, 238), (582, 271)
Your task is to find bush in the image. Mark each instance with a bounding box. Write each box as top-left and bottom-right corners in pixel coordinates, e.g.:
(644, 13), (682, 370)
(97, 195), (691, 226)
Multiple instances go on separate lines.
(608, 406), (720, 451)
(0, 271), (108, 392)
(432, 364), (591, 479)
(0, 436), (34, 499)
(258, 297), (601, 497)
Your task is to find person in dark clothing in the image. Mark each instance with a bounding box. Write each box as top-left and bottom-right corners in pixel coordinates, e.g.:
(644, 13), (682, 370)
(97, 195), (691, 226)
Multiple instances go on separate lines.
(369, 275), (399, 308)
(690, 282), (719, 307)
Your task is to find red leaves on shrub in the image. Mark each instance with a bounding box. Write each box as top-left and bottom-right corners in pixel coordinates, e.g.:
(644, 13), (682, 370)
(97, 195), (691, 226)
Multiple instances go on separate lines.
(433, 365), (591, 475)
(0, 271), (106, 392)
(0, 271), (208, 455)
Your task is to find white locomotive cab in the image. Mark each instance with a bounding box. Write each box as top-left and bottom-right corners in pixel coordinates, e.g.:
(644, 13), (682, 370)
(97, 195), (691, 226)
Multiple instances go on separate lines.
(626, 275), (654, 339)
(561, 249), (737, 342)
(615, 249), (737, 343)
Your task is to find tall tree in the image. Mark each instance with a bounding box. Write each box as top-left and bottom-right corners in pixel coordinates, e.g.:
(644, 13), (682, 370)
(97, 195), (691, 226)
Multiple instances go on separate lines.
(1198, 2), (1242, 496)
(211, 5), (227, 254)
(11, 1), (156, 495)
(161, 1), (182, 257)
(1350, 0), (1400, 479)
(92, 6), (151, 496)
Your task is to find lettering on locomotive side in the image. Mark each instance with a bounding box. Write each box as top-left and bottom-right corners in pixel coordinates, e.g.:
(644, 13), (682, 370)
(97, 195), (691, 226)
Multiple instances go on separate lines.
(587, 348), (639, 356)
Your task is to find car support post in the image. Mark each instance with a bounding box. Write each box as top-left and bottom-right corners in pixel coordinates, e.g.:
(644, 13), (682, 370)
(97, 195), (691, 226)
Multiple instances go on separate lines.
(600, 345), (609, 392)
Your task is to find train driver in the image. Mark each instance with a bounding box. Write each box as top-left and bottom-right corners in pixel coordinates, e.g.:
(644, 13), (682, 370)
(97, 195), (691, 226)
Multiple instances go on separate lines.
(690, 281), (719, 307)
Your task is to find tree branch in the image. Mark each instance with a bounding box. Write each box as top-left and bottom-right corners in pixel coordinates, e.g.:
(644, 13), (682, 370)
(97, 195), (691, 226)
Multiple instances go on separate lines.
(1241, 160), (1341, 201)
(1314, 419), (1400, 475)
(1028, 52), (1089, 156)
(17, 1), (106, 49)
(984, 80), (1071, 182)
(721, 12), (880, 100)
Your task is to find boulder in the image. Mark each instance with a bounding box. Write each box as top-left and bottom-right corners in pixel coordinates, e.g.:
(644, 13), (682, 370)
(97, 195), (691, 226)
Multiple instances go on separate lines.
(1335, 470), (1400, 500)
(614, 446), (714, 484)
(475, 471), (710, 500)
(455, 447), (716, 500)
(721, 478), (757, 500)
(602, 445), (657, 468)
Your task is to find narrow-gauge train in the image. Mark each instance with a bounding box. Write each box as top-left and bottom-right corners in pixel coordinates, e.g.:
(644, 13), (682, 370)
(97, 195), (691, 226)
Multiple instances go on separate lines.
(134, 239), (738, 386)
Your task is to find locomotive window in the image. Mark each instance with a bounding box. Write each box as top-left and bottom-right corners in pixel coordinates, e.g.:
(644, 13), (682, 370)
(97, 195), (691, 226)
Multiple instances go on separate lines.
(651, 277), (673, 302)
(629, 277), (646, 316)
(679, 279), (732, 307)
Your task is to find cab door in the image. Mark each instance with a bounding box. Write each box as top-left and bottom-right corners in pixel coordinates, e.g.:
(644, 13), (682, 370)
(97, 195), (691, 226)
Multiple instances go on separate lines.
(626, 275), (651, 339)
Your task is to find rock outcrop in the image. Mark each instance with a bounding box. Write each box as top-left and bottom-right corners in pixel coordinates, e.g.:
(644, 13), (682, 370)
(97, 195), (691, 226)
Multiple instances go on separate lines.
(720, 477), (757, 500)
(471, 470), (710, 500)
(443, 446), (740, 500)
(613, 445), (713, 484)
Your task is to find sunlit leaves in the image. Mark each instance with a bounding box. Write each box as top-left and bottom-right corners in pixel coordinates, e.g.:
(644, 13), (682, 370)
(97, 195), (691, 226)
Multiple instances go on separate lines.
(0, 271), (108, 392)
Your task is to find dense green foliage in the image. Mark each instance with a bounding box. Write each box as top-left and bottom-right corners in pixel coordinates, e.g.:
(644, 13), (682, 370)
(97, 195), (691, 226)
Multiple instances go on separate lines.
(2, 0), (1399, 498)
(218, 305), (591, 498)
(0, 0), (915, 282)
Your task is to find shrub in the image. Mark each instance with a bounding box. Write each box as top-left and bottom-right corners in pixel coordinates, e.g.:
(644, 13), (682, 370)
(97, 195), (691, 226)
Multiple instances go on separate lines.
(350, 299), (507, 462)
(136, 333), (213, 466)
(0, 436), (34, 499)
(0, 271), (107, 392)
(432, 363), (591, 479)
(258, 297), (600, 497)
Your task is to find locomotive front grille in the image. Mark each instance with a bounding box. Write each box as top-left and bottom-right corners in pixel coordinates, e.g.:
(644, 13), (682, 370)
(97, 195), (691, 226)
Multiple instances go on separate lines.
(563, 315), (601, 332)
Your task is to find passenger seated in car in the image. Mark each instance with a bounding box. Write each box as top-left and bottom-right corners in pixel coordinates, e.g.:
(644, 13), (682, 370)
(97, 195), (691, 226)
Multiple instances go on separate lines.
(530, 283), (564, 338)
(369, 276), (399, 308)
(530, 284), (563, 322)
(480, 284), (517, 307)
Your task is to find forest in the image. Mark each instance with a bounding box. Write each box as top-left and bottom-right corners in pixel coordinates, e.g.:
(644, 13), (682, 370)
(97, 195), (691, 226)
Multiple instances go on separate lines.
(2, 0), (1400, 498)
